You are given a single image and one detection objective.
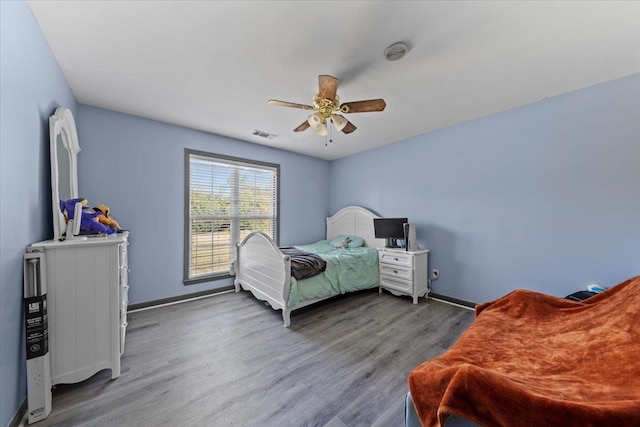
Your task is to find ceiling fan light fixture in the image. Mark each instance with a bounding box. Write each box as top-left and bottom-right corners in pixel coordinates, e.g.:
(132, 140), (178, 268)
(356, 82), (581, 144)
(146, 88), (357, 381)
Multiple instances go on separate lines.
(307, 112), (322, 128)
(315, 122), (328, 136)
(268, 74), (387, 138)
(331, 114), (348, 131)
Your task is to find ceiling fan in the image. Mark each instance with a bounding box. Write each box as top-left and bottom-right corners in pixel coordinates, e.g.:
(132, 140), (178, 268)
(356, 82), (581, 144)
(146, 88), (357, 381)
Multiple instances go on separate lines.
(268, 75), (386, 136)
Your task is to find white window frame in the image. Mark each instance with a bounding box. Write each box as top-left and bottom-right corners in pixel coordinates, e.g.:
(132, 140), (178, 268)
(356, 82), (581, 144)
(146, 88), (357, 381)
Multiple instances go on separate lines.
(184, 149), (280, 284)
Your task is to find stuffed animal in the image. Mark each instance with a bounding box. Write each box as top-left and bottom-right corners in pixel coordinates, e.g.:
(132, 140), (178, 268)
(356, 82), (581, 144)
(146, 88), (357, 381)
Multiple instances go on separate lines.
(93, 204), (121, 230)
(339, 236), (352, 249)
(60, 198), (117, 235)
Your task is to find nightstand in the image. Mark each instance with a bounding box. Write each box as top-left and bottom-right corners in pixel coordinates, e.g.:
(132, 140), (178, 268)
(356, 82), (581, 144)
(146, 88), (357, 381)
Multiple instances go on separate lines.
(378, 248), (429, 304)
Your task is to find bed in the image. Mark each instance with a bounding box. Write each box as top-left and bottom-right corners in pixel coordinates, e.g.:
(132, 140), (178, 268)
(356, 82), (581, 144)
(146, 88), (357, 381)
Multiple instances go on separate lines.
(406, 275), (640, 427)
(234, 206), (385, 327)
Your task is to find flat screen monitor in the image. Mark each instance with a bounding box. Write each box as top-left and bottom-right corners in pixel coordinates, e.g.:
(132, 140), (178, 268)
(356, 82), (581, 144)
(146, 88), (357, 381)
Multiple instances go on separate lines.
(374, 217), (407, 248)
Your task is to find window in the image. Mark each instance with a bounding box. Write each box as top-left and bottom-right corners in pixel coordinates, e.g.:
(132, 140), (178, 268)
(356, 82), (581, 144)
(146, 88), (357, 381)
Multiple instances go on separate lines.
(184, 149), (279, 284)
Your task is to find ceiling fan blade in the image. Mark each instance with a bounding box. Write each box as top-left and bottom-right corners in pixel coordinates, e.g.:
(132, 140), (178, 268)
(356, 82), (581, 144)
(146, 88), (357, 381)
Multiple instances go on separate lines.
(341, 120), (357, 134)
(318, 75), (338, 100)
(268, 99), (314, 110)
(340, 99), (386, 113)
(293, 121), (311, 132)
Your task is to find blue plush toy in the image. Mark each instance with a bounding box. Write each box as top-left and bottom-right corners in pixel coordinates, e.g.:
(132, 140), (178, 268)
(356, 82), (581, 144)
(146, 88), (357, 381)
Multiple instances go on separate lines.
(60, 198), (117, 235)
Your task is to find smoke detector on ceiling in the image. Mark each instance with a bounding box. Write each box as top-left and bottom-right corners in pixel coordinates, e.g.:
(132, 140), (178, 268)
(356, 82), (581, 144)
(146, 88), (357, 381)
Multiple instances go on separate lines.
(384, 42), (409, 61)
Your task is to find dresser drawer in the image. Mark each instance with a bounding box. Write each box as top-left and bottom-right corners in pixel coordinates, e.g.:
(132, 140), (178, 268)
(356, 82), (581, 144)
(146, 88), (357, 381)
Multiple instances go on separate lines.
(119, 265), (128, 288)
(379, 251), (413, 267)
(380, 275), (413, 293)
(120, 322), (128, 355)
(120, 284), (129, 326)
(121, 299), (128, 326)
(119, 242), (128, 267)
(380, 264), (413, 281)
(120, 284), (129, 305)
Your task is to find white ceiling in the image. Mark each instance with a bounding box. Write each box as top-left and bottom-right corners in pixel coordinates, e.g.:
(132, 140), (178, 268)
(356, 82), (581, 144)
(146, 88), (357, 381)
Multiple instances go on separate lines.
(27, 1), (640, 161)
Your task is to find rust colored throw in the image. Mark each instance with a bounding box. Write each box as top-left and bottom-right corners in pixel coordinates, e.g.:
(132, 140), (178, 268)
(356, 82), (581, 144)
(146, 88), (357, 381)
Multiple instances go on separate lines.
(408, 276), (640, 427)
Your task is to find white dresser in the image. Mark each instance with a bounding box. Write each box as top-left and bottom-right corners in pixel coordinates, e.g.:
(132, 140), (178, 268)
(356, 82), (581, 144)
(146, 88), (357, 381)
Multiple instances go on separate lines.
(27, 232), (129, 385)
(378, 248), (429, 304)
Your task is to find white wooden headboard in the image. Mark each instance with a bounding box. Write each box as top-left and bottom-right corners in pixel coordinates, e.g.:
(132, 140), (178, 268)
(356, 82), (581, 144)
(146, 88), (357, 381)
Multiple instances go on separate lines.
(326, 206), (386, 249)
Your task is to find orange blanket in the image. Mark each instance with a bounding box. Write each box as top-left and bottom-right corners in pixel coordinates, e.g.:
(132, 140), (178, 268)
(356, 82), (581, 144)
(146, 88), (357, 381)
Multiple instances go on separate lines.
(408, 276), (640, 427)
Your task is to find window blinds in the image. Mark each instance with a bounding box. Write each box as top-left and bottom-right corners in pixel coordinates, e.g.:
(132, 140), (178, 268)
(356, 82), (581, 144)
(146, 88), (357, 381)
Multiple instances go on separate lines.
(188, 153), (278, 280)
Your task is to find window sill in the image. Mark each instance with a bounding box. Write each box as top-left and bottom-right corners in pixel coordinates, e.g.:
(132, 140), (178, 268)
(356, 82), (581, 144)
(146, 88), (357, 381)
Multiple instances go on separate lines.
(183, 273), (232, 286)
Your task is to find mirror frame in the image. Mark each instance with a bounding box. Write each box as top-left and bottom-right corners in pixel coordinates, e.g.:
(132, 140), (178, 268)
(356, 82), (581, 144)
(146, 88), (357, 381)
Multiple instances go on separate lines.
(50, 108), (80, 241)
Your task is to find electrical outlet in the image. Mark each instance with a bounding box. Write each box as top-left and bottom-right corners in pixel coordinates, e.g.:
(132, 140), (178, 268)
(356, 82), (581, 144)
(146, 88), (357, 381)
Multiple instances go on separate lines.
(432, 269), (439, 280)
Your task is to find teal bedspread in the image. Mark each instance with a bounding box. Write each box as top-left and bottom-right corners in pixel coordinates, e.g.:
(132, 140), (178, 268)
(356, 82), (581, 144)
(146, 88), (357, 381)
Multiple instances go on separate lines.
(287, 240), (379, 307)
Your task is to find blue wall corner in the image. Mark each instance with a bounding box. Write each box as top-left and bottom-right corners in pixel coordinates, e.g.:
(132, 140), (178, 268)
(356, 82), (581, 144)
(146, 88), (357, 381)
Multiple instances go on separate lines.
(330, 73), (640, 303)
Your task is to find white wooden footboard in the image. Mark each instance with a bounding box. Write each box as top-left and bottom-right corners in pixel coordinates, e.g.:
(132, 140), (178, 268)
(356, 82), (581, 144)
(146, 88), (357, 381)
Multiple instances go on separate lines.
(234, 231), (293, 326)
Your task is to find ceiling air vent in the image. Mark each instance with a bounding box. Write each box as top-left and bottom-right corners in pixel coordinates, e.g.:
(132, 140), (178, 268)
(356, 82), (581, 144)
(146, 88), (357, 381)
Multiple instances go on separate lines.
(253, 130), (277, 139)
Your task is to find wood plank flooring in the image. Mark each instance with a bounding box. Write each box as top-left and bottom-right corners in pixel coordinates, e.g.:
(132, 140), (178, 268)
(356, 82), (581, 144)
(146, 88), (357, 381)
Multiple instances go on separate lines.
(36, 289), (474, 427)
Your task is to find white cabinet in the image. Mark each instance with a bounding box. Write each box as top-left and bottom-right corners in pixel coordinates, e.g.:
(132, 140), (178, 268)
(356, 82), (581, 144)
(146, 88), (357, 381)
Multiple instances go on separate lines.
(28, 232), (129, 385)
(378, 248), (429, 304)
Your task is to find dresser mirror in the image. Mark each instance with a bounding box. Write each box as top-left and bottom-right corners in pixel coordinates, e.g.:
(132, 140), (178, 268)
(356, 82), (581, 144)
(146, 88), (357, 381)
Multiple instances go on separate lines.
(49, 108), (80, 240)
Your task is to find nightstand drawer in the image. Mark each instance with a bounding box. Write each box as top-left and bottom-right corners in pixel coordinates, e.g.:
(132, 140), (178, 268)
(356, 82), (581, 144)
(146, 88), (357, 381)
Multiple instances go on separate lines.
(379, 251), (413, 267)
(380, 275), (413, 293)
(380, 264), (413, 281)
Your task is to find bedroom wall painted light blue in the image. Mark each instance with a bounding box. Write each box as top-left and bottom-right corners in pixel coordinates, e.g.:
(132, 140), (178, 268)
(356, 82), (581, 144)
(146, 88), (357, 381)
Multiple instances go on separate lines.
(75, 105), (330, 304)
(0, 1), (78, 426)
(330, 73), (640, 304)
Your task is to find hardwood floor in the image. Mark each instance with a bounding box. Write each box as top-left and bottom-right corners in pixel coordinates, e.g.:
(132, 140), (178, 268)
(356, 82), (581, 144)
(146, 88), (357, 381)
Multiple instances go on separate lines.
(37, 289), (474, 427)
